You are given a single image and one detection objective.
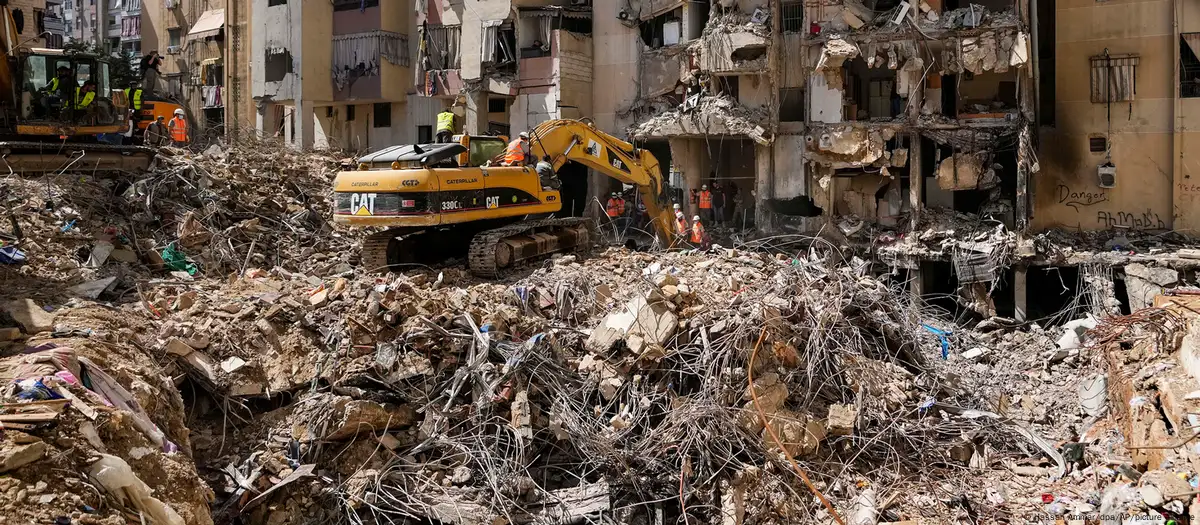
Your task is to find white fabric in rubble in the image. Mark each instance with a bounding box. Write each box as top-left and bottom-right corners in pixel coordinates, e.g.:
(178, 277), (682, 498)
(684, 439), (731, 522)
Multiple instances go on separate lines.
(332, 31), (408, 90)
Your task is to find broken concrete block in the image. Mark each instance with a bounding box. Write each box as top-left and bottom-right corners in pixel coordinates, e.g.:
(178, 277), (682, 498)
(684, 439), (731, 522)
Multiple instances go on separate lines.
(763, 410), (825, 457)
(0, 327), (20, 341)
(586, 295), (678, 356)
(826, 404), (857, 436)
(325, 399), (415, 441)
(109, 249), (138, 263)
(68, 277), (119, 299)
(842, 10), (865, 29)
(0, 441), (47, 472)
(652, 272), (678, 288)
(165, 338), (195, 356)
(1125, 263), (1179, 311)
(4, 299), (57, 334)
(936, 153), (994, 190)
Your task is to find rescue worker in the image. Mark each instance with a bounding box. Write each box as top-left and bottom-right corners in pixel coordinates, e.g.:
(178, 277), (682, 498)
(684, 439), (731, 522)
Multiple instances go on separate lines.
(74, 82), (96, 114)
(124, 83), (144, 111)
(698, 184), (713, 223)
(615, 193), (626, 217)
(673, 210), (688, 247)
(606, 192), (622, 219)
(435, 107), (457, 143)
(145, 115), (168, 147)
(712, 182), (726, 227)
(690, 215), (708, 249)
(504, 131), (531, 166)
(535, 155), (558, 189)
(168, 108), (189, 146)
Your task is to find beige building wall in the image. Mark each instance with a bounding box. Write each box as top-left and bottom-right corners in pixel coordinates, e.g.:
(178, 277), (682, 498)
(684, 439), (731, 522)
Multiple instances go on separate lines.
(11, 0), (47, 48)
(224, 0), (254, 136)
(1034, 0), (1199, 233)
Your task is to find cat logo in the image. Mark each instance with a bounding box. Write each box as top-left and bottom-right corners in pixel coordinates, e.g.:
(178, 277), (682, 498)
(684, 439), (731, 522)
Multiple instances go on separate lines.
(586, 139), (601, 158)
(401, 179), (419, 187)
(349, 193), (376, 216)
(545, 195), (557, 202)
(486, 196), (500, 209)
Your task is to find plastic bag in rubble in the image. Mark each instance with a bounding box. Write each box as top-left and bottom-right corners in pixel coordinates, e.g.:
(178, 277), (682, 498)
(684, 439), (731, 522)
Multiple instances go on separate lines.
(89, 454), (184, 525)
(161, 243), (197, 276)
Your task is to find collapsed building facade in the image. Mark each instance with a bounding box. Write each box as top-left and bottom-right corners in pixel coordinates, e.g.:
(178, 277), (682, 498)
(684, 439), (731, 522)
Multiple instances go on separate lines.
(406, 0), (1200, 322)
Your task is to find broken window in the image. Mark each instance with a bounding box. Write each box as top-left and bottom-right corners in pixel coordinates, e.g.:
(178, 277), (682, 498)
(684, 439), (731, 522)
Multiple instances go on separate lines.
(333, 0), (377, 11)
(265, 47), (293, 82)
(1037, 0), (1055, 125)
(374, 103), (391, 128)
(868, 79), (894, 119)
(422, 24), (461, 70)
(488, 98), (506, 113)
(781, 1), (803, 33)
(779, 87), (804, 122)
(417, 125), (433, 144)
(639, 8), (682, 49)
(267, 0), (286, 6)
(1181, 34), (1200, 98)
(1089, 53), (1138, 103)
(482, 20), (517, 67)
(346, 105), (355, 121)
(1089, 136), (1107, 153)
(717, 76), (739, 100)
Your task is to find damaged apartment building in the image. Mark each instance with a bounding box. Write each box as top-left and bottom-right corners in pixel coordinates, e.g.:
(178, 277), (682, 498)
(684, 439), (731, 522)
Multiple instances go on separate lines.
(415, 0), (1200, 323)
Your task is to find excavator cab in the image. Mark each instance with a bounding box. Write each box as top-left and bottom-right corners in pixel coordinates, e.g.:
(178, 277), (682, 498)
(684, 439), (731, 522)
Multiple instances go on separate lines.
(451, 134), (508, 168)
(17, 49), (125, 133)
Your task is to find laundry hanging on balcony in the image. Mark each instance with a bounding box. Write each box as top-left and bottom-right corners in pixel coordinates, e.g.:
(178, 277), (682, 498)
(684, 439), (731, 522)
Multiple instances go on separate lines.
(332, 31), (409, 90)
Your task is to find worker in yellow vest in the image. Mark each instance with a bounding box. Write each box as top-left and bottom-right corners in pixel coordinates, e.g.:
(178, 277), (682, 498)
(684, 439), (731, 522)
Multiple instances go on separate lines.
(74, 84), (95, 110)
(436, 108), (456, 143)
(169, 108), (189, 146)
(124, 85), (144, 111)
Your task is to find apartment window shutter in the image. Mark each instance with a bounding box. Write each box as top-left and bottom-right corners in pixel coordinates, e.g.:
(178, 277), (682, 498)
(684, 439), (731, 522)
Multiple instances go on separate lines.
(1090, 54), (1138, 103)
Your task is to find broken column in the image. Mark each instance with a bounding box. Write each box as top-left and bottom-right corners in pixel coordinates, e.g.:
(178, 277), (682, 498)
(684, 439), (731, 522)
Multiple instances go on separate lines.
(1124, 263), (1178, 311)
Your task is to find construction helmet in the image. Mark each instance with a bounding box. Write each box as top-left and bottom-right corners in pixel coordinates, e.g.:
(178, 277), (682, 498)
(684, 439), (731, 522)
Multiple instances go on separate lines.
(173, 108), (184, 116)
(673, 203), (681, 210)
(693, 215), (701, 221)
(519, 131), (529, 139)
(702, 184), (708, 190)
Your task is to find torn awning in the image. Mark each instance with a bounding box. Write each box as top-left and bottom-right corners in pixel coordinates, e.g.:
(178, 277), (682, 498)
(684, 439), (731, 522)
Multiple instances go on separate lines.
(518, 7), (592, 19)
(188, 9), (224, 40)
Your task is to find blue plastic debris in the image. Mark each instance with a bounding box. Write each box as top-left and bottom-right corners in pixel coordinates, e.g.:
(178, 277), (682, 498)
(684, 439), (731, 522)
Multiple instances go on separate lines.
(918, 397), (936, 410)
(0, 245), (26, 264)
(60, 219), (76, 232)
(921, 323), (951, 359)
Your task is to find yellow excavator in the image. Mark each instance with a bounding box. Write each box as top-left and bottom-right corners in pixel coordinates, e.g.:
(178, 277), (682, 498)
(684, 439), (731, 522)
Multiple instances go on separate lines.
(0, 3), (155, 173)
(332, 119), (675, 277)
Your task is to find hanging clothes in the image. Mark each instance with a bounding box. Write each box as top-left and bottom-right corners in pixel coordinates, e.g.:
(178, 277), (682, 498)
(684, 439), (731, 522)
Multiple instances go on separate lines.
(331, 31), (406, 90)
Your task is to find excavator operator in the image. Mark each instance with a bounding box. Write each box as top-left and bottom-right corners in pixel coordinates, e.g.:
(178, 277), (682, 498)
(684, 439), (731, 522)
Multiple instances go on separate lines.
(39, 65), (71, 117)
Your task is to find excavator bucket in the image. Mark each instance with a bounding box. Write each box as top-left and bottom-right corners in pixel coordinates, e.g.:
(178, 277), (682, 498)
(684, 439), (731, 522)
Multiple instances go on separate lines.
(0, 141), (156, 174)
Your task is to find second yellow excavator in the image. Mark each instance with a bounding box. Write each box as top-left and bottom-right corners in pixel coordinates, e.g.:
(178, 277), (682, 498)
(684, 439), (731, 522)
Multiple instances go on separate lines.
(332, 119), (675, 277)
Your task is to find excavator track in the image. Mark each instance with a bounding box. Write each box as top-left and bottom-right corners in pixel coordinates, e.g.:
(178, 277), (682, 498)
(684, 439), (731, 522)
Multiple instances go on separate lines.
(468, 218), (597, 279)
(360, 229), (401, 272)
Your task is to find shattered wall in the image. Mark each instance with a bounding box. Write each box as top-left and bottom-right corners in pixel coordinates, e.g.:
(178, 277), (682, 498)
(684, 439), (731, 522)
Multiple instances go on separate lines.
(1032, 0), (1187, 232)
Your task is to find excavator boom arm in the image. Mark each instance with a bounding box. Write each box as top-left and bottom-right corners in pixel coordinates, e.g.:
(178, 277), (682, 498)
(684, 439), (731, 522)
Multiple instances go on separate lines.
(528, 119), (675, 242)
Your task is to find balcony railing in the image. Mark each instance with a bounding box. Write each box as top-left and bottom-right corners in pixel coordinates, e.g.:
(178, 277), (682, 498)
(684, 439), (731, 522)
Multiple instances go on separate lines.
(44, 17), (65, 34)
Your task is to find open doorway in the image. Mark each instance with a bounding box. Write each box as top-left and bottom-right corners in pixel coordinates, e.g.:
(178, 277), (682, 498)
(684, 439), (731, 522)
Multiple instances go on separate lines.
(557, 160), (589, 217)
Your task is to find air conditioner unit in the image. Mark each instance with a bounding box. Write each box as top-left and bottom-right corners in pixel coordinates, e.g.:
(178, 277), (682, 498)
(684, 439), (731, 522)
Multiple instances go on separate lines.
(166, 45), (181, 54)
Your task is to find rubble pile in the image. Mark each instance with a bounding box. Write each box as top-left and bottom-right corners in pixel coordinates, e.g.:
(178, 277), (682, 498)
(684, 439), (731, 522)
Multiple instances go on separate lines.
(630, 94), (771, 142)
(0, 304), (214, 525)
(154, 245), (1105, 525)
(0, 141), (351, 301)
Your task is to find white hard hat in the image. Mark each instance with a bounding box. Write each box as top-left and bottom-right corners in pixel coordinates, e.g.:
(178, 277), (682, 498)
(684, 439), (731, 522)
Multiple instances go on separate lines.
(693, 215), (700, 221)
(675, 210), (683, 217)
(673, 203), (681, 209)
(519, 131), (529, 138)
(702, 184), (708, 190)
(173, 108), (184, 116)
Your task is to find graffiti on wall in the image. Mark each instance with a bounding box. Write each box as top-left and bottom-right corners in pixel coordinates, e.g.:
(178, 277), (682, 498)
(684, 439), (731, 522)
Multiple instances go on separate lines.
(1057, 184), (1108, 211)
(1095, 210), (1166, 230)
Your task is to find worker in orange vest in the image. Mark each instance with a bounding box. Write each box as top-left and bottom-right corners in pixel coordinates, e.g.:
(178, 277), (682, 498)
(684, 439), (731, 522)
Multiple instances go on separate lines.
(606, 192), (622, 218)
(168, 108), (189, 146)
(698, 184), (713, 223)
(504, 132), (531, 166)
(690, 215), (708, 248)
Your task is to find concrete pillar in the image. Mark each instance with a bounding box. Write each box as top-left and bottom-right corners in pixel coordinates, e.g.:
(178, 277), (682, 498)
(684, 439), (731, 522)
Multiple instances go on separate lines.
(908, 132), (923, 228)
(755, 143), (773, 232)
(297, 100), (316, 150)
(464, 91), (489, 135)
(1014, 266), (1028, 322)
(669, 138), (707, 217)
(910, 262), (925, 304)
